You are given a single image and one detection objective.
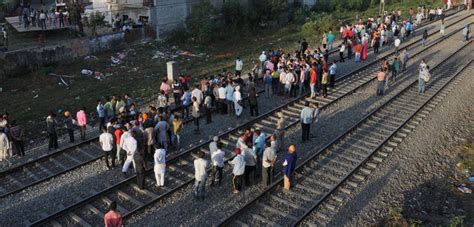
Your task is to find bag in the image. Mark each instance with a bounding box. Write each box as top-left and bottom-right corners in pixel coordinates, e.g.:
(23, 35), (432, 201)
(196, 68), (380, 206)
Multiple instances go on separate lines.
(423, 71), (431, 82)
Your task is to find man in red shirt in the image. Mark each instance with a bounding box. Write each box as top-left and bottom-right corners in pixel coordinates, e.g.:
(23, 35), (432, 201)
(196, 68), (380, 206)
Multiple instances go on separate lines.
(309, 64), (318, 98)
(104, 201), (122, 227)
(355, 43), (362, 62)
(114, 126), (124, 166)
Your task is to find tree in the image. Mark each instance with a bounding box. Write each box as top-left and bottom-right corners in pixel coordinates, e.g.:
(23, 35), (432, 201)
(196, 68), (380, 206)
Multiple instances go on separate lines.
(185, 0), (219, 43)
(66, 0), (84, 34)
(88, 11), (106, 36)
(222, 0), (245, 29)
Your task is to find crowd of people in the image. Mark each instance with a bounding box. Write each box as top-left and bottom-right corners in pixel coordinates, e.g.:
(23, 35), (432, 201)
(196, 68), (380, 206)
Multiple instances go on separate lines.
(18, 3), (69, 30)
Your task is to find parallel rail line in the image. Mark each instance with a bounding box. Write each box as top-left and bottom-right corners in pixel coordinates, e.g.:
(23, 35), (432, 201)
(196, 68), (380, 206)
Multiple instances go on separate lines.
(28, 11), (472, 226)
(218, 40), (473, 227)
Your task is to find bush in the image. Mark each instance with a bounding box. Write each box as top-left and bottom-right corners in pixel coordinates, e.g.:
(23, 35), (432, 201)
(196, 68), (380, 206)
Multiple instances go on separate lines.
(185, 0), (220, 44)
(300, 13), (335, 44)
(88, 11), (106, 36)
(222, 0), (246, 30)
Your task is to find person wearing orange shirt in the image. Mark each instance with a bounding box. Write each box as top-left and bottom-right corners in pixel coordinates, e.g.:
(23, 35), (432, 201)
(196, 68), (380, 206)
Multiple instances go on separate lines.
(309, 64), (318, 98)
(354, 43), (362, 62)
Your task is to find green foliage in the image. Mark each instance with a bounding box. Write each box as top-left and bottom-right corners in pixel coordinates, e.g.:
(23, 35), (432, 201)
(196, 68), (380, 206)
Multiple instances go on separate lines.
(291, 8), (306, 24)
(222, 0), (246, 30)
(88, 11), (106, 36)
(300, 13), (335, 44)
(185, 0), (220, 43)
(447, 215), (465, 227)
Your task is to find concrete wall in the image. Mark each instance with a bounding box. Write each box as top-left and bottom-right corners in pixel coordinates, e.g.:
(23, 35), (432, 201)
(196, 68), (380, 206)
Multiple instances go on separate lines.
(0, 32), (125, 78)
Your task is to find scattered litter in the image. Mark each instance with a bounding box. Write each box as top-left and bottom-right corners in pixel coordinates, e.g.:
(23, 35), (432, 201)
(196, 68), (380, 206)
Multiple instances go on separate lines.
(94, 71), (105, 80)
(152, 50), (166, 59)
(128, 67), (139, 72)
(175, 50), (205, 57)
(81, 69), (94, 75)
(111, 56), (122, 65)
(49, 73), (75, 78)
(84, 55), (98, 60)
(457, 184), (472, 194)
(33, 94), (39, 99)
(117, 52), (126, 59)
(216, 52), (233, 59)
(75, 96), (80, 100)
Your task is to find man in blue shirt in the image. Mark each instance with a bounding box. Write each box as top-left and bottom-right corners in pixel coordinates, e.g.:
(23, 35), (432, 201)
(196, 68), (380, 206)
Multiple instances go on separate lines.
(327, 30), (335, 50)
(300, 101), (314, 142)
(180, 88), (192, 118)
(97, 99), (106, 132)
(225, 82), (234, 115)
(253, 129), (266, 176)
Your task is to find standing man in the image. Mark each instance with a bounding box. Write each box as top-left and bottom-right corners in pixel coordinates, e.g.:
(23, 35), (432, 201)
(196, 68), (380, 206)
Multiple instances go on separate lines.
(300, 101), (314, 142)
(262, 141), (277, 186)
(235, 57), (243, 76)
(0, 129), (10, 161)
(327, 30), (335, 50)
(329, 60), (337, 88)
(97, 99), (106, 133)
(401, 48), (409, 71)
(154, 145), (166, 187)
(9, 121), (25, 157)
(133, 152), (146, 189)
(230, 148), (245, 193)
(463, 24), (470, 41)
(376, 67), (386, 95)
(121, 129), (137, 175)
(309, 64), (318, 98)
(422, 29), (428, 46)
(418, 59), (429, 94)
(193, 151), (208, 199)
(248, 86), (259, 116)
(99, 127), (115, 169)
(282, 145), (297, 191)
(46, 112), (58, 150)
(209, 142), (225, 187)
(76, 107), (87, 140)
(114, 125), (124, 166)
(391, 57), (401, 82)
(104, 201), (122, 227)
(63, 111), (75, 143)
(204, 92), (212, 124)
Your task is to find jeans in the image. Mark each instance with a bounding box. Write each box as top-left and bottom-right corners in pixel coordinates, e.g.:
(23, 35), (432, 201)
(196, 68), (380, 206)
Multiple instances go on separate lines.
(377, 80), (385, 95)
(181, 104), (190, 118)
(40, 19), (46, 30)
(329, 74), (335, 88)
(284, 84), (291, 96)
(204, 106), (212, 123)
(249, 103), (259, 116)
(244, 165), (256, 187)
(79, 125), (86, 140)
(104, 150), (115, 168)
(355, 53), (361, 62)
(299, 82), (305, 95)
(265, 84), (272, 97)
(232, 174), (244, 192)
(13, 139), (25, 156)
(67, 128), (74, 143)
(194, 179), (206, 198)
(418, 77), (425, 93)
(98, 117), (105, 133)
(422, 38), (427, 46)
(322, 84), (328, 97)
(310, 83), (316, 97)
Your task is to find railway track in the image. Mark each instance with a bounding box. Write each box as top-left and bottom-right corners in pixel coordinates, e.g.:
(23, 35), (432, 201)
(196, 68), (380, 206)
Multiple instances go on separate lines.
(1, 9), (466, 200)
(218, 40), (473, 227)
(27, 12), (472, 226)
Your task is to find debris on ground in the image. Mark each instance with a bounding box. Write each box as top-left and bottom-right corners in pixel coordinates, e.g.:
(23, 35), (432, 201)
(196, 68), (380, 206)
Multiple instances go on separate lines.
(152, 50), (166, 59)
(94, 71), (105, 80)
(84, 55), (98, 61)
(215, 51), (233, 59)
(176, 50), (205, 57)
(111, 56), (121, 65)
(81, 69), (94, 75)
(33, 94), (39, 99)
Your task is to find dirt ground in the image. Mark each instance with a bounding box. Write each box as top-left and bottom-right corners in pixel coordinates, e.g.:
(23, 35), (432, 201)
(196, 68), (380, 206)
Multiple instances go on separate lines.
(0, 25), (300, 144)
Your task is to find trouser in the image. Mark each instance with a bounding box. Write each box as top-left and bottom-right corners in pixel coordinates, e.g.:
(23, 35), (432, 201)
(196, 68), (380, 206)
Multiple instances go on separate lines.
(79, 125), (86, 140)
(122, 155), (135, 173)
(347, 49), (352, 59)
(329, 74), (335, 88)
(219, 99), (226, 114)
(98, 117), (105, 133)
(136, 170), (146, 189)
(265, 84), (272, 97)
(339, 52), (345, 62)
(355, 52), (361, 61)
(283, 175), (292, 190)
(174, 93), (180, 107)
(272, 80), (278, 94)
(392, 70), (398, 81)
(328, 42), (333, 50)
(104, 150), (115, 168)
(279, 83), (285, 96)
(226, 100), (234, 115)
(284, 84), (291, 96)
(232, 174), (244, 192)
(249, 103), (259, 116)
(310, 83), (316, 97)
(244, 165), (256, 187)
(40, 19), (46, 29)
(172, 134), (180, 148)
(374, 45), (379, 53)
(194, 117), (200, 130)
(418, 77), (425, 93)
(181, 104), (190, 118)
(322, 84), (328, 97)
(465, 34), (469, 41)
(154, 170), (165, 186)
(48, 132), (58, 149)
(209, 165), (223, 186)
(13, 139), (25, 156)
(377, 80), (385, 95)
(205, 107), (212, 123)
(262, 166), (274, 186)
(422, 38), (427, 46)
(301, 123), (310, 141)
(290, 84), (297, 97)
(299, 82), (305, 95)
(194, 179), (206, 198)
(59, 18), (64, 27)
(116, 144), (125, 165)
(67, 128), (74, 143)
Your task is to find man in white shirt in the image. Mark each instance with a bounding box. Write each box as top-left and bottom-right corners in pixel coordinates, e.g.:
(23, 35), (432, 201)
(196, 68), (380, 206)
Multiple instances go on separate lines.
(121, 130), (137, 175)
(154, 146), (166, 187)
(235, 57), (243, 76)
(279, 68), (287, 96)
(230, 148), (246, 193)
(259, 51), (267, 73)
(194, 151), (209, 199)
(262, 142), (277, 186)
(209, 136), (218, 158)
(284, 69), (295, 97)
(191, 84), (203, 105)
(218, 83), (227, 114)
(99, 127), (115, 169)
(209, 142), (225, 186)
(394, 37), (401, 54)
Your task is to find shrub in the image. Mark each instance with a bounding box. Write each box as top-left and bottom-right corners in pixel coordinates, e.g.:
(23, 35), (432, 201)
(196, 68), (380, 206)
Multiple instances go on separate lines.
(300, 13), (335, 44)
(185, 0), (220, 44)
(222, 0), (246, 30)
(88, 11), (106, 36)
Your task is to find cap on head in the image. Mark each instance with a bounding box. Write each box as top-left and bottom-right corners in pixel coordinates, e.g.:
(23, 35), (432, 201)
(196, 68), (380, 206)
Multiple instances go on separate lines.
(289, 145), (296, 153)
(234, 147), (241, 154)
(213, 136), (219, 142)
